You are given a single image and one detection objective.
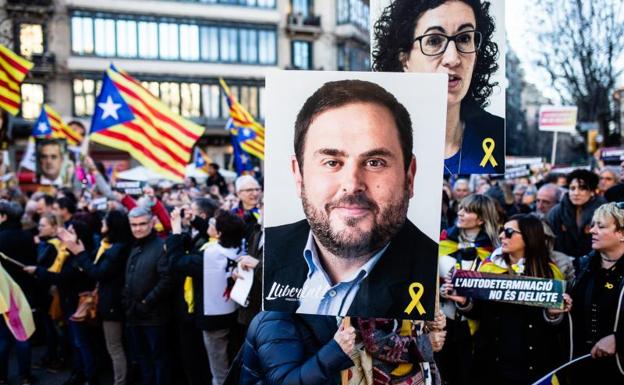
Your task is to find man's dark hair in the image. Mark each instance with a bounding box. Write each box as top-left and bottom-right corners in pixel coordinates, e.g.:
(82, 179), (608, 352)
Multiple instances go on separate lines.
(0, 200), (23, 224)
(193, 197), (219, 218)
(294, 79), (413, 172)
(38, 194), (55, 207)
(372, 0), (499, 110)
(58, 187), (77, 204)
(209, 163), (220, 171)
(56, 196), (77, 215)
(67, 120), (86, 133)
(566, 169), (599, 191)
(215, 211), (245, 249)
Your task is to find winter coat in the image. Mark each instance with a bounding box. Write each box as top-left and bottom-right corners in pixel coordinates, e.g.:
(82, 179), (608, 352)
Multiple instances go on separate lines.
(239, 311), (353, 385)
(0, 221), (37, 305)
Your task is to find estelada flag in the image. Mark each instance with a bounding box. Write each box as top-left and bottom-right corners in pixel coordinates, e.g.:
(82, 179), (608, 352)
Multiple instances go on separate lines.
(90, 65), (205, 182)
(220, 78), (264, 160)
(0, 261), (35, 341)
(32, 104), (83, 146)
(0, 44), (33, 116)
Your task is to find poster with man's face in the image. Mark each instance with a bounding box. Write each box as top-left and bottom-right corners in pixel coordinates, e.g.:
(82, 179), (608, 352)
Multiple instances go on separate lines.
(36, 138), (69, 186)
(262, 71), (446, 320)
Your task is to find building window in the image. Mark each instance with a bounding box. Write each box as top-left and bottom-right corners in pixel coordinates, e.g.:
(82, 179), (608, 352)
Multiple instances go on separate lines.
(336, 0), (369, 31)
(19, 23), (44, 59)
(337, 43), (370, 71)
(292, 0), (312, 18)
(186, 0), (276, 7)
(292, 40), (312, 70)
(70, 12), (277, 65)
(73, 77), (264, 122)
(21, 83), (44, 120)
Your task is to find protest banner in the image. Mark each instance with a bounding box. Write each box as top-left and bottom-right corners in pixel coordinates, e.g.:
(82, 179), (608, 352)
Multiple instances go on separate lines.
(452, 270), (566, 309)
(113, 180), (144, 196)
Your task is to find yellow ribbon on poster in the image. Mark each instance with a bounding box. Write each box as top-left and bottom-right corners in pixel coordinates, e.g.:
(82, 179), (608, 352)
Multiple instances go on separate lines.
(404, 282), (426, 316)
(479, 137), (498, 168)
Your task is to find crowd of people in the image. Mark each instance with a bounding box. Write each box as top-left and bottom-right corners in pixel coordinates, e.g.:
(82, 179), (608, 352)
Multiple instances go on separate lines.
(1, 154), (624, 385)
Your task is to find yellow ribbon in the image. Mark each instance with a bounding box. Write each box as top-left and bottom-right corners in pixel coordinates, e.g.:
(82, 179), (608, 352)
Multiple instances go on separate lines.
(605, 282), (614, 289)
(404, 282), (426, 316)
(479, 137), (498, 168)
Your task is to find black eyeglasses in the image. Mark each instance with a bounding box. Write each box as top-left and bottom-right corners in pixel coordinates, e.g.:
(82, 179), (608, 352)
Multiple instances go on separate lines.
(501, 227), (521, 239)
(413, 30), (482, 56)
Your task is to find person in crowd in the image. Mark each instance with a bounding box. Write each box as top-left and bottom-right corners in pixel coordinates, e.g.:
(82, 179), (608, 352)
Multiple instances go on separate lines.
(448, 178), (472, 225)
(36, 194), (55, 219)
(54, 196), (76, 227)
(372, 0), (504, 175)
(535, 183), (562, 218)
(168, 209), (244, 385)
(123, 207), (172, 385)
(206, 163), (228, 197)
(24, 221), (97, 385)
(232, 175), (261, 221)
(437, 194), (499, 385)
(0, 201), (37, 385)
(239, 311), (355, 385)
(547, 169), (606, 260)
(598, 167), (619, 196)
(66, 210), (133, 385)
(570, 202), (624, 384)
(542, 221), (575, 285)
(443, 214), (572, 385)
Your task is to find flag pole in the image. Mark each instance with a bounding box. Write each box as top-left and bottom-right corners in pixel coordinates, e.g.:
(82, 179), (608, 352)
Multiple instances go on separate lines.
(531, 354), (591, 385)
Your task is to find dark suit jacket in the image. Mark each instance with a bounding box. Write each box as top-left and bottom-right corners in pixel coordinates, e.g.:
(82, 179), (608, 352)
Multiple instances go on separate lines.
(263, 219), (438, 320)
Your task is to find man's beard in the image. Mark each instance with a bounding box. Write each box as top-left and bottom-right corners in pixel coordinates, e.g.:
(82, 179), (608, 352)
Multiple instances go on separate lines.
(301, 181), (410, 259)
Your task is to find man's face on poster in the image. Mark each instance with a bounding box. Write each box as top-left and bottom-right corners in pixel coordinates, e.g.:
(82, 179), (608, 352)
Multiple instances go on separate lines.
(39, 143), (63, 181)
(291, 102), (416, 258)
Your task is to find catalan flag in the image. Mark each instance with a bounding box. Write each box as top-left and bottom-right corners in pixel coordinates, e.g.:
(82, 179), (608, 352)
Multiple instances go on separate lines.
(227, 118), (254, 175)
(193, 146), (212, 169)
(0, 44), (34, 116)
(219, 78), (264, 160)
(90, 65), (205, 182)
(0, 261), (35, 342)
(531, 354), (591, 385)
(32, 104), (83, 146)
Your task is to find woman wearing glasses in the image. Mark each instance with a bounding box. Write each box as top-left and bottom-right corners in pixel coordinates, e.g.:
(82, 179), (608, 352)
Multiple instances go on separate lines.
(569, 202), (624, 384)
(443, 214), (571, 385)
(372, 0), (503, 175)
(437, 194), (499, 385)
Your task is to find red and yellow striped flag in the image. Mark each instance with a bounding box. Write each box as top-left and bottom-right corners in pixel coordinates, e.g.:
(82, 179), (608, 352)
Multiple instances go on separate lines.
(90, 65), (204, 181)
(32, 104), (83, 146)
(220, 78), (264, 160)
(0, 44), (33, 116)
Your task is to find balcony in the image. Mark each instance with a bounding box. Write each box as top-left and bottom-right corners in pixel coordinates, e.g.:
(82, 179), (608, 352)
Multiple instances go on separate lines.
(29, 52), (56, 75)
(6, 0), (53, 11)
(285, 13), (322, 37)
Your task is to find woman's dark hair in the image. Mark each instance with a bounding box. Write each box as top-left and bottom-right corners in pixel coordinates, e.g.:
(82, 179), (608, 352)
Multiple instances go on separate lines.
(506, 214), (553, 279)
(215, 211), (245, 249)
(566, 169), (599, 191)
(67, 219), (95, 253)
(104, 210), (133, 244)
(372, 0), (499, 109)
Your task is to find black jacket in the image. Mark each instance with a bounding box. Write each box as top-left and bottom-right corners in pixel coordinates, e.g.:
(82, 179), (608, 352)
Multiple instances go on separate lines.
(459, 296), (567, 385)
(263, 219), (438, 319)
(0, 221), (37, 305)
(123, 232), (172, 326)
(165, 233), (238, 331)
(239, 311), (353, 385)
(75, 242), (131, 321)
(547, 193), (606, 258)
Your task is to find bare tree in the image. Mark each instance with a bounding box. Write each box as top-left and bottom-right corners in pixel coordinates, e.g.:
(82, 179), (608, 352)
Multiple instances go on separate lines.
(527, 0), (624, 144)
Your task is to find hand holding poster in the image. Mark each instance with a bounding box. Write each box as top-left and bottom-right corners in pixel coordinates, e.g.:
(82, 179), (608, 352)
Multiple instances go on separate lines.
(452, 270), (566, 309)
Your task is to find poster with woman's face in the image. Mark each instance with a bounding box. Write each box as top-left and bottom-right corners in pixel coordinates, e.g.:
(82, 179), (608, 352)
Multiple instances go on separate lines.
(371, 0), (505, 175)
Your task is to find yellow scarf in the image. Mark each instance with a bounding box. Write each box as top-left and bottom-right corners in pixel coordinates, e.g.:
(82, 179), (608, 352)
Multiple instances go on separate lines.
(94, 240), (112, 264)
(183, 238), (219, 314)
(47, 238), (69, 273)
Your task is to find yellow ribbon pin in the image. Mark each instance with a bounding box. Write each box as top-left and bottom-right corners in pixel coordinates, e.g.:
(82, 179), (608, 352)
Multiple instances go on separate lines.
(605, 282), (614, 289)
(479, 137), (498, 168)
(404, 282), (426, 316)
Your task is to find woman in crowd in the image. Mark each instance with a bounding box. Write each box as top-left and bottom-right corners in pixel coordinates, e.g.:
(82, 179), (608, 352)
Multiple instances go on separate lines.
(167, 209), (245, 385)
(66, 210), (132, 385)
(437, 194), (499, 385)
(547, 169), (606, 260)
(373, 0), (503, 175)
(598, 167), (619, 196)
(24, 220), (97, 385)
(443, 214), (572, 384)
(570, 202), (624, 384)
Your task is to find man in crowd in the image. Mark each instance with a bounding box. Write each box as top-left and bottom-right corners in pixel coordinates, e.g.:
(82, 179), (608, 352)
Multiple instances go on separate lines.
(124, 207), (172, 385)
(232, 175), (261, 220)
(53, 197), (76, 227)
(535, 183), (561, 217)
(35, 194), (55, 218)
(264, 79), (437, 318)
(206, 163), (228, 197)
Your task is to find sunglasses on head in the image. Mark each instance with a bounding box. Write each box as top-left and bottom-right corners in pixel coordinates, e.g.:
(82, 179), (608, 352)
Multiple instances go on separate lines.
(501, 227), (521, 239)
